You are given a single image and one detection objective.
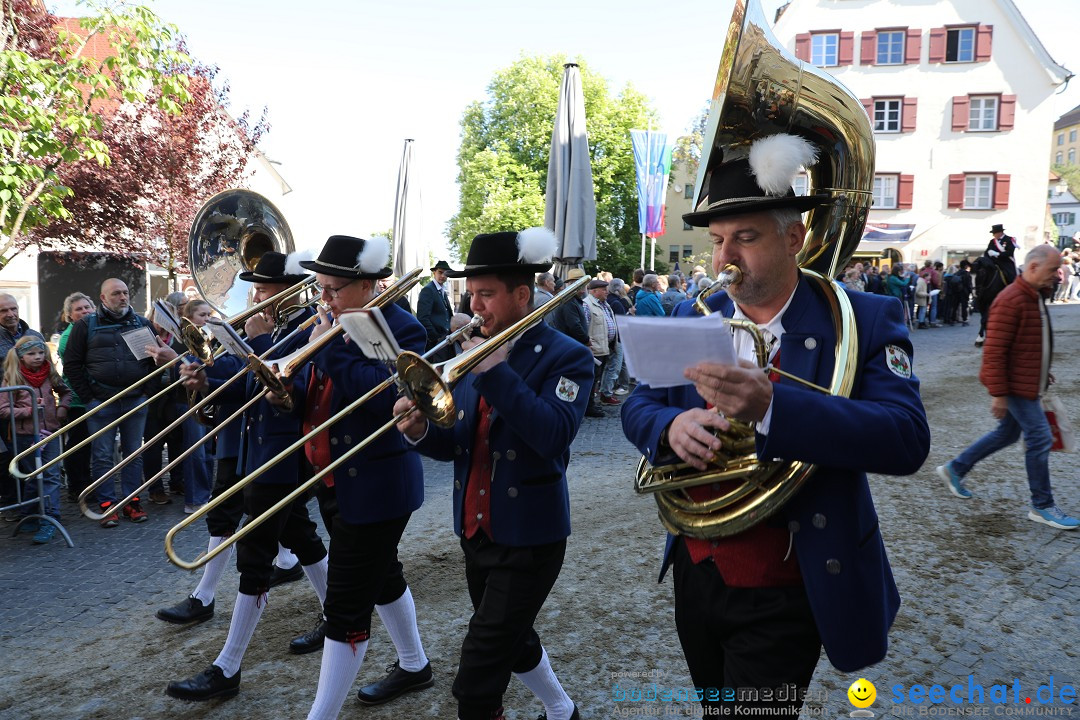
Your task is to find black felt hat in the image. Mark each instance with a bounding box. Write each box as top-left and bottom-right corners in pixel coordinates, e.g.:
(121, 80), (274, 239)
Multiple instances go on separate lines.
(238, 251), (310, 285)
(431, 260), (453, 272)
(299, 235), (392, 280)
(990, 224), (1005, 234)
(449, 228), (558, 278)
(682, 134), (831, 228)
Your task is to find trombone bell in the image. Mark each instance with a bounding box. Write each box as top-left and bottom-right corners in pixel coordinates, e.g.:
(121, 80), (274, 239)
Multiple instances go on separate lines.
(396, 351), (456, 428)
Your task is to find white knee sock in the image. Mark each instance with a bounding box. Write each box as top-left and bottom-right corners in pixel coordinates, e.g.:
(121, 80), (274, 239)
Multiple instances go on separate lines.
(374, 586), (428, 672)
(306, 637), (369, 720)
(303, 556), (329, 607)
(214, 591), (266, 677)
(514, 647), (574, 720)
(192, 536), (233, 605)
(276, 543), (299, 569)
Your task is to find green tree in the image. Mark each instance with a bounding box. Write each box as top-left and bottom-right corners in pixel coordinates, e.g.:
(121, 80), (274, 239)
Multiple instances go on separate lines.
(0, 0), (191, 268)
(672, 102), (709, 182)
(448, 54), (660, 279)
(1053, 164), (1080, 199)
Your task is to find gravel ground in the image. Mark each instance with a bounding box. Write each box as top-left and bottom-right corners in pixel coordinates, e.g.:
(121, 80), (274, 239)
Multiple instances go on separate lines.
(1, 304), (1079, 719)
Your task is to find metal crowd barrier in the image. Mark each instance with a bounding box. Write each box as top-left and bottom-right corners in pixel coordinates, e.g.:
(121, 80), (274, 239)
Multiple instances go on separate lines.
(0, 384), (75, 547)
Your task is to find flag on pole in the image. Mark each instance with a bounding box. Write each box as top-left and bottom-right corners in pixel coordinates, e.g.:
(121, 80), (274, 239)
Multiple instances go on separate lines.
(631, 130), (674, 238)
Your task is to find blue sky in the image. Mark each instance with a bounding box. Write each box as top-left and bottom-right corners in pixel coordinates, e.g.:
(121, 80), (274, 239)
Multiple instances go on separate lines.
(47, 0), (1080, 261)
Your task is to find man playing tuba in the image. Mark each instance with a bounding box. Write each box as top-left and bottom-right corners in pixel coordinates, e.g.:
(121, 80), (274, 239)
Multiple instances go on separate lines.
(621, 134), (930, 717)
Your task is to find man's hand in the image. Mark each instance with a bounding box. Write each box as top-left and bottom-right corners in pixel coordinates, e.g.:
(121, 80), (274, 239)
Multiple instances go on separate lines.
(666, 408), (731, 471)
(244, 312), (275, 340)
(264, 363), (293, 407)
(308, 305), (334, 343)
(463, 336), (507, 375)
(393, 396), (428, 440)
(991, 395), (1007, 420)
(180, 362), (208, 392)
(684, 359), (773, 423)
(145, 343), (178, 367)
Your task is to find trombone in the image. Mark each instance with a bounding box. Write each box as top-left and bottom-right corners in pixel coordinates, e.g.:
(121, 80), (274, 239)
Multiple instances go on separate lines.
(165, 276), (589, 570)
(9, 276), (315, 486)
(79, 268), (423, 522)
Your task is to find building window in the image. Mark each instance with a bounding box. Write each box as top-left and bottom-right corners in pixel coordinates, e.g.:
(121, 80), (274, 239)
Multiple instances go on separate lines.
(811, 33), (839, 66)
(872, 175), (899, 209)
(683, 183), (694, 200)
(792, 174), (809, 196)
(968, 96), (998, 131)
(1072, 130), (1078, 143)
(682, 245), (694, 261)
(946, 27), (975, 62)
(1071, 149), (1077, 165)
(874, 99), (902, 133)
(1058, 152), (1065, 164)
(1054, 212), (1076, 226)
(877, 31), (904, 64)
(1059, 133), (1066, 146)
(964, 175), (993, 209)
(682, 221), (692, 231)
(668, 246), (680, 263)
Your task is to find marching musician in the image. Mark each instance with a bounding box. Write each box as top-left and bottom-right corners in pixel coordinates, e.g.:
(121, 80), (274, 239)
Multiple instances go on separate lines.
(395, 228), (592, 720)
(295, 235), (432, 720)
(166, 252), (331, 702)
(156, 251), (315, 631)
(620, 135), (930, 716)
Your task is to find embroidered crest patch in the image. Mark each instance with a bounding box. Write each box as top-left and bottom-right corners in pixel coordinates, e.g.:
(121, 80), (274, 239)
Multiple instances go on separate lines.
(555, 376), (580, 402)
(885, 344), (912, 379)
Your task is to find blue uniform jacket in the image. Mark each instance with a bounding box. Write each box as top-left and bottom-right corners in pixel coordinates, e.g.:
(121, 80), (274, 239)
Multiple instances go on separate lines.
(291, 303), (426, 525)
(212, 310), (314, 485)
(202, 353), (244, 462)
(621, 274), (930, 673)
(413, 322), (593, 547)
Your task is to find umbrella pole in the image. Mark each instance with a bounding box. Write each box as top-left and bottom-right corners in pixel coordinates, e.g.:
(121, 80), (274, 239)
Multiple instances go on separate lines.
(650, 235), (656, 271)
(640, 234), (646, 271)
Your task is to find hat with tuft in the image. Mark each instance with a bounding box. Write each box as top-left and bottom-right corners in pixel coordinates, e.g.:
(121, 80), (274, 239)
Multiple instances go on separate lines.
(300, 236), (393, 280)
(450, 227), (558, 278)
(238, 251), (311, 285)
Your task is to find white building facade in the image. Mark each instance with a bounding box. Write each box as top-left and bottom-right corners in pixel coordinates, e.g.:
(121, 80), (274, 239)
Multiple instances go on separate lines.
(773, 0), (1071, 266)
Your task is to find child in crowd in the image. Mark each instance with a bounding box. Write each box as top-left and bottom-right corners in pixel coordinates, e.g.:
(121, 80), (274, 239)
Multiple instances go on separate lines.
(0, 336), (72, 544)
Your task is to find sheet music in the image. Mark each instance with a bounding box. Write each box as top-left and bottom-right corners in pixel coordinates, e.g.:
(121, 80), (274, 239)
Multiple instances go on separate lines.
(120, 326), (158, 361)
(616, 313), (737, 388)
(152, 300), (183, 339)
(206, 318), (253, 358)
(337, 307), (402, 363)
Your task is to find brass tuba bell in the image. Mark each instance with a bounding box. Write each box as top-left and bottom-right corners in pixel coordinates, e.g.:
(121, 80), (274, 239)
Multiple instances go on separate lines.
(634, 0), (873, 539)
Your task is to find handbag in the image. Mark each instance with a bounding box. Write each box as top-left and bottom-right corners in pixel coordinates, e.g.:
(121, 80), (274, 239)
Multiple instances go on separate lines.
(1042, 394), (1075, 453)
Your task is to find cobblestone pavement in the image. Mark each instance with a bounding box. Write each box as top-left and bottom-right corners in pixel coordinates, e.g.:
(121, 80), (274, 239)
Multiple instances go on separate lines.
(1, 305), (1079, 720)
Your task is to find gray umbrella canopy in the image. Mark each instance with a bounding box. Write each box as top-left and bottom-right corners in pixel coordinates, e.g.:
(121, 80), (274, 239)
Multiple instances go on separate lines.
(392, 139), (426, 307)
(545, 63), (597, 279)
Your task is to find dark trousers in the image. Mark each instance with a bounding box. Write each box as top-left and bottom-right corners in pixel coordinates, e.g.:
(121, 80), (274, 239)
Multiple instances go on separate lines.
(62, 406), (92, 500)
(315, 480), (338, 538)
(322, 513), (410, 643)
(453, 532), (566, 720)
(204, 456), (244, 538)
(672, 538), (821, 717)
(142, 401), (184, 494)
(236, 481), (327, 596)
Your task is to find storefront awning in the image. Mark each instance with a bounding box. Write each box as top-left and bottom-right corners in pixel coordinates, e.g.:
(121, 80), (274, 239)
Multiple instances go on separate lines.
(855, 223), (916, 255)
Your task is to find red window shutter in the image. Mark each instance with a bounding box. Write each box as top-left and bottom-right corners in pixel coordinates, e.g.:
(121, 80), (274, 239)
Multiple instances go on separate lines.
(993, 174), (1011, 209)
(861, 32), (876, 65)
(948, 174), (965, 209)
(861, 98), (874, 120)
(999, 94), (1017, 130)
(902, 97), (917, 132)
(898, 175), (914, 209)
(905, 28), (922, 64)
(838, 31), (855, 65)
(795, 33), (811, 62)
(951, 96), (970, 131)
(929, 28), (946, 63)
(976, 24), (993, 62)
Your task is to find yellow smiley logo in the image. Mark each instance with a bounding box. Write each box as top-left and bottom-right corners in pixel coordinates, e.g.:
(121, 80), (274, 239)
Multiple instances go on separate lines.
(848, 678), (877, 708)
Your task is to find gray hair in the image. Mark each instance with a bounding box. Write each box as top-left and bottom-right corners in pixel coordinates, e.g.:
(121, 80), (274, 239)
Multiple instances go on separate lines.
(1025, 244), (1059, 266)
(535, 272), (554, 285)
(698, 277), (714, 292)
(62, 292), (94, 322)
(768, 208), (804, 236)
(667, 274), (681, 287)
(642, 273), (660, 289)
(609, 278), (626, 295)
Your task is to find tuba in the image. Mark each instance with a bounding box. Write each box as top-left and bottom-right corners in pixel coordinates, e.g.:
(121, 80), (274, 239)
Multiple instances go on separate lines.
(634, 0), (873, 539)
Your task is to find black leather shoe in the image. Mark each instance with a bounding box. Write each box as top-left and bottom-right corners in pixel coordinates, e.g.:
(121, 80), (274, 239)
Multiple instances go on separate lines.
(288, 615), (327, 654)
(356, 661), (434, 705)
(166, 664), (240, 701)
(156, 595), (214, 625)
(268, 562), (304, 588)
(537, 705), (579, 720)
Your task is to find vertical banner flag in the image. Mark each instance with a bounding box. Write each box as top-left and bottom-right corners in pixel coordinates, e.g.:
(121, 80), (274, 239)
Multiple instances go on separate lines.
(631, 130), (674, 237)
